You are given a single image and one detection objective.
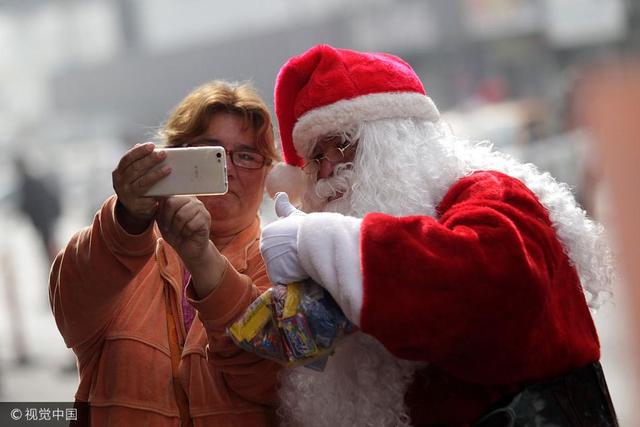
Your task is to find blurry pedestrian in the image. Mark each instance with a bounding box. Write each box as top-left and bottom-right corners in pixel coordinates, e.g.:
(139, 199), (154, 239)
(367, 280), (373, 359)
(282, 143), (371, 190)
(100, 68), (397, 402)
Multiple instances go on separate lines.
(14, 156), (61, 263)
(0, 156), (61, 368)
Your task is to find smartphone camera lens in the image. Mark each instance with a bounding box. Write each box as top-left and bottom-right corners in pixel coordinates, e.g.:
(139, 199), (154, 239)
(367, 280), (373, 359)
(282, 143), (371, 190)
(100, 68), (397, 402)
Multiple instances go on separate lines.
(216, 153), (222, 158)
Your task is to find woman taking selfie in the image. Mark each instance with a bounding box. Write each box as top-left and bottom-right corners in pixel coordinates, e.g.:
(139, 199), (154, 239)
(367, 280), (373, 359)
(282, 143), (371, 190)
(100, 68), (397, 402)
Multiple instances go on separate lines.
(50, 80), (281, 426)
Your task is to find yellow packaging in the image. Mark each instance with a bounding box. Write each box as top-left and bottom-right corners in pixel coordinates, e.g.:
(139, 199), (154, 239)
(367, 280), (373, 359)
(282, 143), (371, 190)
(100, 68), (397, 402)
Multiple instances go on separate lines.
(282, 282), (303, 318)
(228, 289), (273, 342)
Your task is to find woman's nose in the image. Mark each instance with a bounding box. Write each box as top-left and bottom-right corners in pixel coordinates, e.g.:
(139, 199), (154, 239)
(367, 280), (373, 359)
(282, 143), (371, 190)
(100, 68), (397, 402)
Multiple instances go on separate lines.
(225, 153), (237, 179)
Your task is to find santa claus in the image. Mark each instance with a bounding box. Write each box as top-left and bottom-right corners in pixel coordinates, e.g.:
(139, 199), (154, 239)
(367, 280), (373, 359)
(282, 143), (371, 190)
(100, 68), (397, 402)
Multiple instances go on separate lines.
(260, 44), (618, 426)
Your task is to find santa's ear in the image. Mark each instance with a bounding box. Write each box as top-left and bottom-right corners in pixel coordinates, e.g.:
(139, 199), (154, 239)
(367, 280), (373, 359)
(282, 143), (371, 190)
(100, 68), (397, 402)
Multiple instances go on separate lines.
(265, 162), (306, 205)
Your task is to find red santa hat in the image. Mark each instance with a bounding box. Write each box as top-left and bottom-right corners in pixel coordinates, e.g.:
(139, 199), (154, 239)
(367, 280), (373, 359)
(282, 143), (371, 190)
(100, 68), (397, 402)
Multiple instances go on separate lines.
(267, 44), (440, 199)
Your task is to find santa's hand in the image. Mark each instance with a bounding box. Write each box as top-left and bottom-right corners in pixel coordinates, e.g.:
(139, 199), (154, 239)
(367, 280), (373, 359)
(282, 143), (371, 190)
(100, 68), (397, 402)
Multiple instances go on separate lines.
(260, 193), (309, 284)
(261, 192), (367, 325)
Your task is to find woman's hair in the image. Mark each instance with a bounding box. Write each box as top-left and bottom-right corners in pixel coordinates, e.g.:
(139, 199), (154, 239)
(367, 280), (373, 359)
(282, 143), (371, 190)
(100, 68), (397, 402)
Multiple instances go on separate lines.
(158, 80), (279, 164)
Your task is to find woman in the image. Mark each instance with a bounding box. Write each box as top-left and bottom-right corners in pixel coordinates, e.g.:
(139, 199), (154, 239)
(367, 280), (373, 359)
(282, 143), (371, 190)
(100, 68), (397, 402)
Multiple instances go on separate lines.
(50, 80), (281, 426)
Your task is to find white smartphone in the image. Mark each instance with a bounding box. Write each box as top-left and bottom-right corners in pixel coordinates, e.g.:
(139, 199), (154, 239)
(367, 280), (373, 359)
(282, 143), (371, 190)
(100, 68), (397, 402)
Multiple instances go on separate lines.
(144, 146), (228, 197)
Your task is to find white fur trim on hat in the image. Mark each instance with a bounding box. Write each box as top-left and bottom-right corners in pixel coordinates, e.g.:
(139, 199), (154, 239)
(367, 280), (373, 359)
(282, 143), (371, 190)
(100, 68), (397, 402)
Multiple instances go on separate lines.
(292, 92), (439, 158)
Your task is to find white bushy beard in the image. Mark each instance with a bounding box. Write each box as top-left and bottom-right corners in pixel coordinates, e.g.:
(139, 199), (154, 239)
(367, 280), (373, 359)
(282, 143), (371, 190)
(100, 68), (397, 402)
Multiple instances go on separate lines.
(301, 119), (462, 218)
(279, 117), (614, 426)
(278, 333), (418, 427)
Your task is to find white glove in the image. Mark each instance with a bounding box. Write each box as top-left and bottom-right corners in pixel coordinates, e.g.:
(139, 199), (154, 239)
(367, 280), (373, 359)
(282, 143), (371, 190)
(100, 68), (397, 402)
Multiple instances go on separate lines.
(260, 193), (309, 284)
(261, 192), (365, 325)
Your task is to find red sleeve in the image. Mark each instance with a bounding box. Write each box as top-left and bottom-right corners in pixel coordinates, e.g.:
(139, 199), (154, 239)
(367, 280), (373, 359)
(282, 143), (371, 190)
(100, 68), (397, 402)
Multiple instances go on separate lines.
(360, 171), (599, 385)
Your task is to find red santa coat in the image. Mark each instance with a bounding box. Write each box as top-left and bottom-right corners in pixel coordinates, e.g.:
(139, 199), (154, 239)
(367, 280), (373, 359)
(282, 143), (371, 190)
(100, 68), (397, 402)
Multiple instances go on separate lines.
(359, 170), (599, 424)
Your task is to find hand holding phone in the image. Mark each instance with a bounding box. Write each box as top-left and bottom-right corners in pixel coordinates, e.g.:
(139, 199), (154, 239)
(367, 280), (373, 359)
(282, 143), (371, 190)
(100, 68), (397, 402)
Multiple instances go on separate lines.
(112, 142), (171, 234)
(145, 146), (228, 197)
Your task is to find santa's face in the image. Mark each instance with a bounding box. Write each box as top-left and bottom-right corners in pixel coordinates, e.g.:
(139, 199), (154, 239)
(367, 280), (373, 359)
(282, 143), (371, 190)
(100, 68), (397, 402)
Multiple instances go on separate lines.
(300, 136), (359, 212)
(299, 118), (458, 218)
(304, 136), (357, 198)
(312, 137), (358, 178)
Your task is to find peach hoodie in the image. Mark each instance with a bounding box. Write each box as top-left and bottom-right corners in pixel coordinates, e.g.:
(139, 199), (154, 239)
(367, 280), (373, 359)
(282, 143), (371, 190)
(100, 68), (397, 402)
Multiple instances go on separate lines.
(50, 195), (280, 426)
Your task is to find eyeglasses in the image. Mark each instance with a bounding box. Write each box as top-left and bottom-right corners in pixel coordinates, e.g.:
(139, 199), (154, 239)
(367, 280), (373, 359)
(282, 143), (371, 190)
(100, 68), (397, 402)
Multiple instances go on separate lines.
(302, 140), (356, 175)
(185, 143), (268, 170)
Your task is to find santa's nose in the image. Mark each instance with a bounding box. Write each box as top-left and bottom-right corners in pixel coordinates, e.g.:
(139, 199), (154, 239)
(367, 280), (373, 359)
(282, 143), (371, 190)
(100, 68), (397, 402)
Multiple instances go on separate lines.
(317, 158), (335, 179)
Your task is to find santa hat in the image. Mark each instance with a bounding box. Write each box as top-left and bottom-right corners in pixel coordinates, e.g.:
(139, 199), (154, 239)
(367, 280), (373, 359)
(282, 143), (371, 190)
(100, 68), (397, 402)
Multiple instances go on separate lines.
(267, 44), (440, 200)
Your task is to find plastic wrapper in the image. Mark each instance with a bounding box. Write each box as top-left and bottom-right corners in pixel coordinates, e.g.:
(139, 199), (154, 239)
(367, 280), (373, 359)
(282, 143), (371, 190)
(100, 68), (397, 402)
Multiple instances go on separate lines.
(228, 279), (355, 371)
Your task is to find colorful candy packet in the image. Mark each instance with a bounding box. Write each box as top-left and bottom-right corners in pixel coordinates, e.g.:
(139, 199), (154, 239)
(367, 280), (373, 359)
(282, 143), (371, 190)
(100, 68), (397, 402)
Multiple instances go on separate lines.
(227, 279), (356, 371)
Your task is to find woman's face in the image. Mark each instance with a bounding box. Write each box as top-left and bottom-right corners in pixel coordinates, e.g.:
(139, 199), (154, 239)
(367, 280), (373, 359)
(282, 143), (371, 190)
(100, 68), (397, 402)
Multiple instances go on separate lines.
(190, 112), (269, 236)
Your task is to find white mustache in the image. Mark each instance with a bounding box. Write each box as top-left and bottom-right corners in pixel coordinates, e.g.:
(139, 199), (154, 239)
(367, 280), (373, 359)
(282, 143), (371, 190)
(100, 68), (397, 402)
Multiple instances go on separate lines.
(314, 162), (355, 200)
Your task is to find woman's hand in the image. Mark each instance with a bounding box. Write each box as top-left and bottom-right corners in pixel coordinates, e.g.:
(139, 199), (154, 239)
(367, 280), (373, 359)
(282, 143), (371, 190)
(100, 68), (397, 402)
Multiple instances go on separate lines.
(112, 143), (170, 234)
(157, 196), (226, 298)
(156, 196), (211, 263)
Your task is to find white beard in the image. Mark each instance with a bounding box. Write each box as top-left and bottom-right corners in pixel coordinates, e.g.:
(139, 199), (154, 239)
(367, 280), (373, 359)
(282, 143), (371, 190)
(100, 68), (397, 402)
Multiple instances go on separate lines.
(278, 333), (420, 427)
(279, 117), (614, 426)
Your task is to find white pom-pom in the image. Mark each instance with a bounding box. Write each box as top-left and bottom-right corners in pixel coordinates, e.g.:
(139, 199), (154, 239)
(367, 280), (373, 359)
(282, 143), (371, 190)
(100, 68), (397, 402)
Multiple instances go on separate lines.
(265, 162), (306, 205)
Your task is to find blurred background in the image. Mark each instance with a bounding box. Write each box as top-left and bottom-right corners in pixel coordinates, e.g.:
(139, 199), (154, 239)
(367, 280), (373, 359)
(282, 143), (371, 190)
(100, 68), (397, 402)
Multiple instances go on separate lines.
(0, 0), (638, 424)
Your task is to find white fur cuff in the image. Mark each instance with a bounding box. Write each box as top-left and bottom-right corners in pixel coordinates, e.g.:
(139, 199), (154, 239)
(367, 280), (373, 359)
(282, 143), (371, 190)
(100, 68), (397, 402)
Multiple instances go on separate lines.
(297, 213), (364, 325)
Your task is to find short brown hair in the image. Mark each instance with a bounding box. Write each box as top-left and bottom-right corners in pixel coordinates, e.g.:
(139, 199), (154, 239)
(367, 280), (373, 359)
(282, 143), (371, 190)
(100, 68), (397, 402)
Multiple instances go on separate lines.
(159, 80), (279, 164)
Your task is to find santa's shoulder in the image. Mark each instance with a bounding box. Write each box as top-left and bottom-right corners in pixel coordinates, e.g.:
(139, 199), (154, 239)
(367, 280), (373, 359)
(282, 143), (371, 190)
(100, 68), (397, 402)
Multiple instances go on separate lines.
(436, 170), (545, 215)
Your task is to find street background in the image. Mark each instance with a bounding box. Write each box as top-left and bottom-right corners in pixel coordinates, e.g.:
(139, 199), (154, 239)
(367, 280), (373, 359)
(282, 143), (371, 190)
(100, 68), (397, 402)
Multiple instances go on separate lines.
(0, 0), (638, 425)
